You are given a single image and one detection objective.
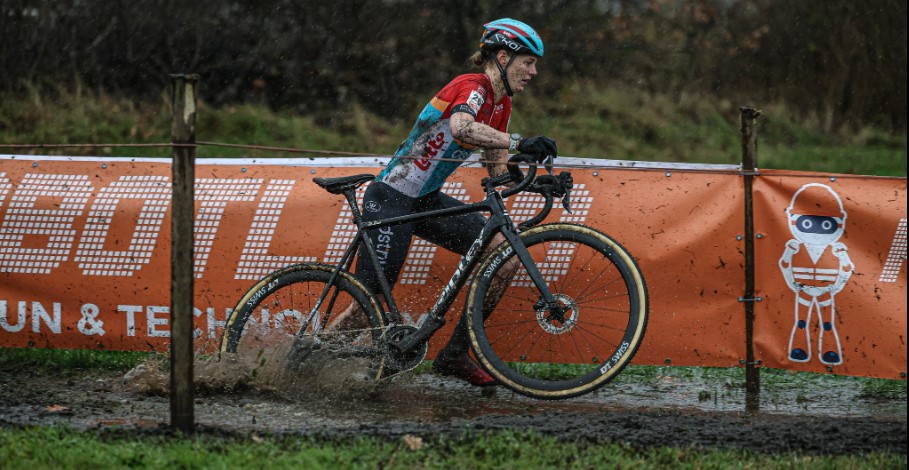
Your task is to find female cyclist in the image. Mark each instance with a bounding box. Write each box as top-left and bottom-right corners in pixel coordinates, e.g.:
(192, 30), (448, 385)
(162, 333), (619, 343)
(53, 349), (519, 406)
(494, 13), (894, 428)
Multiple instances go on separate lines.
(336, 18), (557, 386)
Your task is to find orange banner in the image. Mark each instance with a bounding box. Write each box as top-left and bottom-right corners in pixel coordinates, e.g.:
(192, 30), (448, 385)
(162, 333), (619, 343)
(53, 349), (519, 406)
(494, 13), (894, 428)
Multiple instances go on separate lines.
(752, 170), (906, 379)
(0, 156), (905, 379)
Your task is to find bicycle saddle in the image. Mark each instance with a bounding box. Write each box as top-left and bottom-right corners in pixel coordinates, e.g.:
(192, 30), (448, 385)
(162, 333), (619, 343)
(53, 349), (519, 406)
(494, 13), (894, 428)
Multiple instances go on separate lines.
(313, 174), (375, 194)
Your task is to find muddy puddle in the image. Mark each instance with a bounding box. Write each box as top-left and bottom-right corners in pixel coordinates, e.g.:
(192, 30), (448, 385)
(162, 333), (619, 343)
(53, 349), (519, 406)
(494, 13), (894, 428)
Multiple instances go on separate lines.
(113, 332), (905, 430)
(1, 334), (906, 455)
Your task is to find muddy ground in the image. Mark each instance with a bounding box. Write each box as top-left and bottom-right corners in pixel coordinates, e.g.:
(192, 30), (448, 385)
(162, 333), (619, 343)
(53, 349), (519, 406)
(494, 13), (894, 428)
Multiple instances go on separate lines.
(1, 344), (905, 456)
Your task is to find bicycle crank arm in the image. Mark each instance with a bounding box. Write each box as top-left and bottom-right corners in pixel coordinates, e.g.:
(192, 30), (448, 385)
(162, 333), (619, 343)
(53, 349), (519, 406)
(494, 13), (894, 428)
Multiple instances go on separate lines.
(388, 315), (444, 352)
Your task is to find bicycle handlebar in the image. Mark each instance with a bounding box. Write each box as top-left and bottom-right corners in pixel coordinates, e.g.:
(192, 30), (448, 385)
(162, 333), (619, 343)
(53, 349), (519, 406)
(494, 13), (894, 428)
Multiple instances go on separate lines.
(481, 153), (574, 230)
(501, 154), (538, 198)
(517, 172), (574, 230)
(481, 153), (536, 197)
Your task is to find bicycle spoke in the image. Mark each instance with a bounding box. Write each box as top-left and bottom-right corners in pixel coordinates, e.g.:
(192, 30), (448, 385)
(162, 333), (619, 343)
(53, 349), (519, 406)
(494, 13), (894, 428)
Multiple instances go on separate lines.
(500, 321), (549, 359)
(483, 317), (540, 330)
(561, 244), (598, 296)
(224, 265), (384, 377)
(574, 274), (626, 305)
(569, 328), (587, 364)
(572, 263), (622, 304)
(573, 324), (622, 350)
(541, 240), (574, 295)
(570, 327), (601, 363)
(578, 290), (631, 305)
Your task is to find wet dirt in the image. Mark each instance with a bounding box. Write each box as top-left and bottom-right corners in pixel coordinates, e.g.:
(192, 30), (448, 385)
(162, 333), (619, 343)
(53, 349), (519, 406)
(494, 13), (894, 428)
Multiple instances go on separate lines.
(1, 340), (905, 456)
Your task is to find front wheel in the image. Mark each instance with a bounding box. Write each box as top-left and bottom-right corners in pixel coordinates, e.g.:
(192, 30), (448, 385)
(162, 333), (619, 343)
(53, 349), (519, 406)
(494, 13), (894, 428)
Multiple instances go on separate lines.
(466, 224), (648, 399)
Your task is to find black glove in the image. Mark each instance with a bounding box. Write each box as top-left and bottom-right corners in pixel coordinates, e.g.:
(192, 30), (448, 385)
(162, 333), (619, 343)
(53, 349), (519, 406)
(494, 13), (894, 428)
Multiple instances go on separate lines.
(517, 136), (557, 161)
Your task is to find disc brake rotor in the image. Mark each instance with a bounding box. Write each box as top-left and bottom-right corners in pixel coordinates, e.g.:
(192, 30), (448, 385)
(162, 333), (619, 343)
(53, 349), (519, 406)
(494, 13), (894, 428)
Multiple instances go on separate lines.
(535, 293), (579, 334)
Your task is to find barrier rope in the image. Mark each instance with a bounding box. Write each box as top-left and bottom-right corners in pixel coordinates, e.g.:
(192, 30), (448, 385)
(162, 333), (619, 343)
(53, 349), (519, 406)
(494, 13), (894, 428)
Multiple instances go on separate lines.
(1, 140), (893, 178)
(0, 140), (707, 172)
(0, 143), (190, 149)
(196, 141), (371, 157)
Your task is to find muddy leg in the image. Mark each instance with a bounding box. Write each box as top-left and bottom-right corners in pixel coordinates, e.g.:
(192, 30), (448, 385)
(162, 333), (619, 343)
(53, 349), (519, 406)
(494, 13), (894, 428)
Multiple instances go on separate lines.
(439, 234), (518, 356)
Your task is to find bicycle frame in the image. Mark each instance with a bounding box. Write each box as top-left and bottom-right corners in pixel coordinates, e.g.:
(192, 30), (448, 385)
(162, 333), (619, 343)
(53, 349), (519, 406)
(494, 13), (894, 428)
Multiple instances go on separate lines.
(320, 181), (561, 353)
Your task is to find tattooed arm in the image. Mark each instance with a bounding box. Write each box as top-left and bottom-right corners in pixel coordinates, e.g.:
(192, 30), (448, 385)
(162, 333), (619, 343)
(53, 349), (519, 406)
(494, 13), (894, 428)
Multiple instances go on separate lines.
(483, 148), (510, 179)
(449, 112), (511, 179)
(450, 112), (510, 149)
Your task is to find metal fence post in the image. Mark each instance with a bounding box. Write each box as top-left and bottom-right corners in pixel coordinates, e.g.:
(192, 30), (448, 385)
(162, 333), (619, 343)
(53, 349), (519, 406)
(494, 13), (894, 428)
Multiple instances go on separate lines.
(740, 106), (762, 412)
(170, 74), (199, 433)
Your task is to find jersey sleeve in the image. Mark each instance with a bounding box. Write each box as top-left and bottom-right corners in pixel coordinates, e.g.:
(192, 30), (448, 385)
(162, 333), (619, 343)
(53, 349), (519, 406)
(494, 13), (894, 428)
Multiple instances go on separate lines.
(440, 76), (488, 119)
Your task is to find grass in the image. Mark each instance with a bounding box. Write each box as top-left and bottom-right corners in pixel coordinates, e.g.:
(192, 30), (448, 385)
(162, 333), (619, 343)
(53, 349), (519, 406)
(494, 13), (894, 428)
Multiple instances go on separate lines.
(614, 364), (908, 402)
(0, 347), (150, 374)
(0, 426), (905, 469)
(1, 84), (905, 176)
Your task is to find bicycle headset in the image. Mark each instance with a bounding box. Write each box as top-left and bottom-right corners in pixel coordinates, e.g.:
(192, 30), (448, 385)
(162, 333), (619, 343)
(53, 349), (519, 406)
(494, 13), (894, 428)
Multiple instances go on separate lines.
(479, 18), (544, 97)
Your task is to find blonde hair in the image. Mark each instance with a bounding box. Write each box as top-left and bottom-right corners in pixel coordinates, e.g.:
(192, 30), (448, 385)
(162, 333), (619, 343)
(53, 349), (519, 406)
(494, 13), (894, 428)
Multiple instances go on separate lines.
(468, 50), (495, 68)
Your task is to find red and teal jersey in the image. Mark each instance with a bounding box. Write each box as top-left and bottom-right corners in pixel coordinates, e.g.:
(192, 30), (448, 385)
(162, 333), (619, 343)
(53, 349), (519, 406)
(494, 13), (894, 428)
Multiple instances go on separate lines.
(377, 73), (511, 197)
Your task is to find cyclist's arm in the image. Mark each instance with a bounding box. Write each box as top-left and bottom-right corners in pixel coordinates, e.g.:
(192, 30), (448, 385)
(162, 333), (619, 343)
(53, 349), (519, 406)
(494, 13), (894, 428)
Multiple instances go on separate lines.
(483, 148), (510, 179)
(450, 112), (510, 150)
(450, 111), (511, 179)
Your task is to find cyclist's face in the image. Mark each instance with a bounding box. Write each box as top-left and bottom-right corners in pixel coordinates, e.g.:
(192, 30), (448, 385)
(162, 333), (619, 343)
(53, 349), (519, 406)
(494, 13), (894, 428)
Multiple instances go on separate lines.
(506, 54), (538, 94)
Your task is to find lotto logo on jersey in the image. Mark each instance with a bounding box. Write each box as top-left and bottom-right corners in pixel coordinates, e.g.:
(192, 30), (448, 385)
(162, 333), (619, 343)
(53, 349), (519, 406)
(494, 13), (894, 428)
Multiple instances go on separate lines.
(415, 131), (448, 171)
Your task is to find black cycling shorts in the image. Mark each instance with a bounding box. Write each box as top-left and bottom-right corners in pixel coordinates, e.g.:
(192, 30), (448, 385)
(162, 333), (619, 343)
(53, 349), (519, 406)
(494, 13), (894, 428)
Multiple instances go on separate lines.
(355, 181), (486, 294)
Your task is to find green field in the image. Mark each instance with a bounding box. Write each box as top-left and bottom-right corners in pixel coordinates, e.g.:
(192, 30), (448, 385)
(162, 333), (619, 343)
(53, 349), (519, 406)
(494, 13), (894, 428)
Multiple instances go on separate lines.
(1, 425), (905, 469)
(1, 85), (905, 177)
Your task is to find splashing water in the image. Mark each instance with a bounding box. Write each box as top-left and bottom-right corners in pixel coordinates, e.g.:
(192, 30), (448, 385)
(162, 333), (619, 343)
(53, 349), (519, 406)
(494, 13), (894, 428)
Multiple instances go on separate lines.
(122, 326), (387, 401)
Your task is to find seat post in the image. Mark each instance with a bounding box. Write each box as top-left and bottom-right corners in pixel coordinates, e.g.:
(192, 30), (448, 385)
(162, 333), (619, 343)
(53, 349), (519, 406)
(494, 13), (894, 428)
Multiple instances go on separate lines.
(344, 190), (364, 225)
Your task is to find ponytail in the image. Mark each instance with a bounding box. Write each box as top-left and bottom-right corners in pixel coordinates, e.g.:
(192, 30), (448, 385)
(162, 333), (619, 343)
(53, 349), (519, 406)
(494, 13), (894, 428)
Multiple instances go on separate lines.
(468, 50), (493, 68)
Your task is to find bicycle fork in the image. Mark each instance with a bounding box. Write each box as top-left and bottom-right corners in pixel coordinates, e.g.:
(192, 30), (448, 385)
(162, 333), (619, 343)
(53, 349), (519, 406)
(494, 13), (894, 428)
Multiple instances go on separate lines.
(499, 227), (568, 323)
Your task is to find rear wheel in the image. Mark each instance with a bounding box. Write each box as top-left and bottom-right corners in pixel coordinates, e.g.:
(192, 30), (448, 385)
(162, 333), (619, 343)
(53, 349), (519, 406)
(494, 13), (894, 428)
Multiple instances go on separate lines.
(220, 263), (387, 379)
(467, 224), (648, 399)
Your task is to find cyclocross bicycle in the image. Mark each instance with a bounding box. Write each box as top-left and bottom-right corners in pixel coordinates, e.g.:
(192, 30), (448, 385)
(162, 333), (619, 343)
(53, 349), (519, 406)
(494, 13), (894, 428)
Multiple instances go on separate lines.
(220, 154), (648, 399)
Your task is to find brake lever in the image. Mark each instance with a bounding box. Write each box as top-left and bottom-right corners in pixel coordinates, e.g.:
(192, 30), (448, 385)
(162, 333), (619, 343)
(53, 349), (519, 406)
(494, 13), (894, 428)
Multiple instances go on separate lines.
(558, 172), (573, 214)
(543, 154), (554, 176)
(562, 190), (572, 214)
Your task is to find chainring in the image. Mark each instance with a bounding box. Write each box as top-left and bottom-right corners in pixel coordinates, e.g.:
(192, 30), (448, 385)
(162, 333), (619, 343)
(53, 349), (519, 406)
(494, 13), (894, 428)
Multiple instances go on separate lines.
(381, 324), (428, 373)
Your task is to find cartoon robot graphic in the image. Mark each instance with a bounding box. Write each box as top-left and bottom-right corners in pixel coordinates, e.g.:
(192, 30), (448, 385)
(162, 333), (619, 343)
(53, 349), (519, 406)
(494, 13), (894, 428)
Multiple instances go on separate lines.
(778, 183), (855, 366)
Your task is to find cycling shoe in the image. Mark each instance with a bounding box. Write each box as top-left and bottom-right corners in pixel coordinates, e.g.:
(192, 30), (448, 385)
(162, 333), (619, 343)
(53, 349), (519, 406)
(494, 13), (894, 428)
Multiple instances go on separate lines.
(432, 353), (499, 387)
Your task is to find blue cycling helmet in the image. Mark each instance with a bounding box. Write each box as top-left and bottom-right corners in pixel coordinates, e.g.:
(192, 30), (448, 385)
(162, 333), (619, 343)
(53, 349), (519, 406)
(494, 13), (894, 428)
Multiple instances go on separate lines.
(479, 18), (543, 96)
(480, 18), (544, 58)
